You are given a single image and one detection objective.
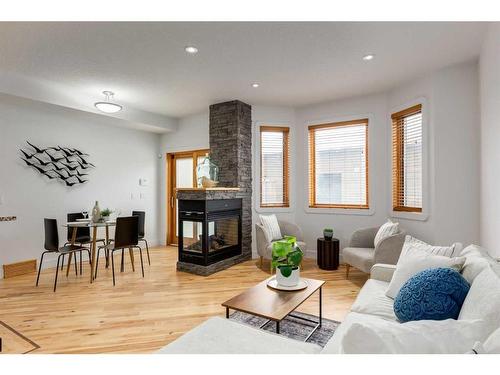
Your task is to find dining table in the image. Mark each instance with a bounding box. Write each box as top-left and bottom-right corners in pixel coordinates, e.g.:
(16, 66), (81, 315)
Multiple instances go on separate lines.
(64, 220), (123, 283)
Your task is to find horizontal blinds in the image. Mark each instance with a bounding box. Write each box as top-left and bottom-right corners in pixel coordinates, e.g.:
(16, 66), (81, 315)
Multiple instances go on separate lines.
(392, 105), (423, 212)
(308, 119), (368, 208)
(260, 126), (289, 207)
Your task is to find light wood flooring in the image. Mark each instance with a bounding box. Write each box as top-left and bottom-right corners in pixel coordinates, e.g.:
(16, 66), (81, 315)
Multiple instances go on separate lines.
(0, 246), (367, 353)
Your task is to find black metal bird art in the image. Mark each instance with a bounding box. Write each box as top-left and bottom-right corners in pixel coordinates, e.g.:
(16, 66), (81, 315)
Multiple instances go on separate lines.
(20, 142), (94, 187)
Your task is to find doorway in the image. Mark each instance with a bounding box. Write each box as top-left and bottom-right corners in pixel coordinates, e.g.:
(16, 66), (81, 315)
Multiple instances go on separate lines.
(166, 149), (209, 245)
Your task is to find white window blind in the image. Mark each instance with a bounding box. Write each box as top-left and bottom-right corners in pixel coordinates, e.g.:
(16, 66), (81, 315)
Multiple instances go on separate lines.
(308, 119), (369, 208)
(260, 126), (289, 207)
(392, 104), (423, 212)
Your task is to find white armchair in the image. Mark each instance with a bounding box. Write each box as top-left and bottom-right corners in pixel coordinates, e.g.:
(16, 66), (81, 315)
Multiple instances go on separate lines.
(343, 226), (406, 278)
(255, 220), (307, 272)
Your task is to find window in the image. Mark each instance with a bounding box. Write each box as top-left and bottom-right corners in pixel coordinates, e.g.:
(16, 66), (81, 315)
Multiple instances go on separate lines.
(260, 126), (290, 207)
(308, 119), (369, 209)
(392, 104), (423, 212)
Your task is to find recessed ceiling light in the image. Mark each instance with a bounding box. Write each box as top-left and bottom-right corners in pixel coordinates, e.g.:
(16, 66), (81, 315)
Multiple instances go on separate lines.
(252, 83), (260, 88)
(94, 91), (122, 113)
(185, 46), (198, 54)
(362, 54), (375, 61)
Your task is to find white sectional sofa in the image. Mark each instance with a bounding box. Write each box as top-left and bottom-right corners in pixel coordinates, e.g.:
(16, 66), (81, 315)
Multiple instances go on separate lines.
(159, 245), (500, 354)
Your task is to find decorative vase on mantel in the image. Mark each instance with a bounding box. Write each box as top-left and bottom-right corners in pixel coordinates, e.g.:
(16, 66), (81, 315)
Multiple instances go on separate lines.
(196, 155), (219, 188)
(91, 201), (101, 223)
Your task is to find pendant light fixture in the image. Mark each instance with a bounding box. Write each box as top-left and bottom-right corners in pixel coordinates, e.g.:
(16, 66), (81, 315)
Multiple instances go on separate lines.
(94, 91), (123, 113)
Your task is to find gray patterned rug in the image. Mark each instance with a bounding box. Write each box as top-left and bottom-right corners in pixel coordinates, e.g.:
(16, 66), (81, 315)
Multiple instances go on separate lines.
(229, 311), (340, 347)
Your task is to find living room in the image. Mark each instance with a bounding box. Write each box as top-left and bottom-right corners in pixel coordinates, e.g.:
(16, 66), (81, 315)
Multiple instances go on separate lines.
(0, 1), (499, 373)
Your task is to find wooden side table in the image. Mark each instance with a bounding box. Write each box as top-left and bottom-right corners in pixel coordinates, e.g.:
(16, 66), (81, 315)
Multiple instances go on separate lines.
(317, 238), (340, 270)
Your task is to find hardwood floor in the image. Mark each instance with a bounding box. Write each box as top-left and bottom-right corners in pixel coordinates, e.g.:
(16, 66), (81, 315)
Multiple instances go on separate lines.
(0, 246), (367, 353)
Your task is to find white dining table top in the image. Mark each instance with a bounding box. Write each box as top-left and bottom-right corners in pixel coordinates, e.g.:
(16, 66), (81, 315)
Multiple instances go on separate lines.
(64, 220), (116, 227)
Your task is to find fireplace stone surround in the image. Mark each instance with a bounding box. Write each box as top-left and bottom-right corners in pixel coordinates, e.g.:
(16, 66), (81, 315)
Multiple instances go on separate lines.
(176, 100), (252, 275)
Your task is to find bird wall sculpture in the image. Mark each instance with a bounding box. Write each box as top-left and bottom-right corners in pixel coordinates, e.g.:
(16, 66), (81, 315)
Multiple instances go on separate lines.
(19, 141), (94, 187)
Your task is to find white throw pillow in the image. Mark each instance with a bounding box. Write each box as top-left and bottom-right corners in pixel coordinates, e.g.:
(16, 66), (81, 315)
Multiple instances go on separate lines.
(460, 244), (498, 284)
(341, 319), (489, 354)
(374, 220), (399, 248)
(259, 214), (282, 241)
(401, 235), (462, 258)
(386, 244), (466, 299)
(459, 266), (500, 332)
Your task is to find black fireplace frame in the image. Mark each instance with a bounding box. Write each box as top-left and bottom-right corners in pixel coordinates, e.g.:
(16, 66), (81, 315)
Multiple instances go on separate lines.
(178, 198), (243, 266)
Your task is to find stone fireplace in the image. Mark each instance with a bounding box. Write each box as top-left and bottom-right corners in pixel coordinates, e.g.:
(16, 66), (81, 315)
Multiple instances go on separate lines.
(176, 100), (252, 275)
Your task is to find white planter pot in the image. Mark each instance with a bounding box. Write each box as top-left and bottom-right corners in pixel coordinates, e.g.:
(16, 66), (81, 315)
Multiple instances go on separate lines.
(276, 266), (300, 287)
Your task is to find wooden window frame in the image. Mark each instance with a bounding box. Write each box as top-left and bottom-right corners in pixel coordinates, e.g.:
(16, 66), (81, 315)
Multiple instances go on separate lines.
(391, 104), (423, 213)
(166, 149), (210, 245)
(259, 126), (290, 208)
(308, 119), (369, 209)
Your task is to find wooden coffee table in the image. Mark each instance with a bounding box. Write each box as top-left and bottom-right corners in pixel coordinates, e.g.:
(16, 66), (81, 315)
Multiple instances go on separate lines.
(222, 277), (325, 341)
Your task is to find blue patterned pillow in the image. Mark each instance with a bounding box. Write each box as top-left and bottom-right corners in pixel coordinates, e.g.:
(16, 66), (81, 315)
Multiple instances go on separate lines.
(394, 268), (470, 322)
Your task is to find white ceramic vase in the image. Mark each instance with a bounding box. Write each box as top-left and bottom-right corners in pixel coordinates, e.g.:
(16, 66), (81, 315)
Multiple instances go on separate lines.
(276, 266), (300, 287)
(91, 201), (101, 223)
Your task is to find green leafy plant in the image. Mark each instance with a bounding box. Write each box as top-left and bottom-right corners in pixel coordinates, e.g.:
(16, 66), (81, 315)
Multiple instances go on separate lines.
(272, 236), (303, 277)
(323, 228), (334, 239)
(100, 208), (113, 217)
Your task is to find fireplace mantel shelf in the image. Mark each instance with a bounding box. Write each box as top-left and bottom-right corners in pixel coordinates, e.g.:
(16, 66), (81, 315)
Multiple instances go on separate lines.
(175, 187), (240, 192)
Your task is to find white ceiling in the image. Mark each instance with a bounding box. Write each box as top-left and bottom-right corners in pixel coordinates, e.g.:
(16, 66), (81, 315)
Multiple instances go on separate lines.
(0, 22), (488, 132)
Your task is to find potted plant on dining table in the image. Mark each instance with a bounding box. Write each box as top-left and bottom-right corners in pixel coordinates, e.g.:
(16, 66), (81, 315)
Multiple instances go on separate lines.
(272, 236), (304, 287)
(100, 208), (113, 222)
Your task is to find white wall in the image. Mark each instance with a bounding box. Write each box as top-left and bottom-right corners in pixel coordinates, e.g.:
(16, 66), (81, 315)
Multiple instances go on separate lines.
(293, 61), (480, 255)
(294, 93), (389, 256)
(0, 94), (161, 276)
(158, 61), (480, 258)
(479, 24), (500, 257)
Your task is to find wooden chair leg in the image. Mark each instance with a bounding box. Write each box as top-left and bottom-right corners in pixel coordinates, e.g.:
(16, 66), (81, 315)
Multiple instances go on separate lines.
(259, 256), (263, 268)
(270, 260), (273, 274)
(346, 264), (351, 279)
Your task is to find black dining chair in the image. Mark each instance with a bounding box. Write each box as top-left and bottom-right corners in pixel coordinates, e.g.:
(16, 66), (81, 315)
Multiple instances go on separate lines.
(62, 212), (106, 274)
(132, 211), (150, 265)
(95, 216), (144, 286)
(36, 218), (86, 292)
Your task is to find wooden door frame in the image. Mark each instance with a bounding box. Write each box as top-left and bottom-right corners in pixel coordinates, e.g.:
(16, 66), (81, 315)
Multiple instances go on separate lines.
(166, 149), (210, 245)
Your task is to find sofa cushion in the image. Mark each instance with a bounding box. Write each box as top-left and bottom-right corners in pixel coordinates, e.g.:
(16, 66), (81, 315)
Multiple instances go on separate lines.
(259, 214), (282, 241)
(460, 244), (498, 284)
(401, 235), (462, 258)
(342, 247), (374, 273)
(374, 220), (399, 248)
(459, 266), (500, 332)
(340, 318), (489, 354)
(350, 279), (397, 321)
(386, 243), (466, 299)
(483, 327), (500, 354)
(157, 316), (322, 354)
(321, 312), (384, 354)
(394, 268), (470, 322)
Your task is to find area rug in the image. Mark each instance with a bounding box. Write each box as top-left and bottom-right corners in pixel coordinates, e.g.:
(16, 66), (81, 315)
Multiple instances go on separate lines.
(229, 311), (340, 347)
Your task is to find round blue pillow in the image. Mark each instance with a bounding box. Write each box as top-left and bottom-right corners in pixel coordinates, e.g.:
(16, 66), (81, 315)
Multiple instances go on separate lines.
(394, 268), (470, 322)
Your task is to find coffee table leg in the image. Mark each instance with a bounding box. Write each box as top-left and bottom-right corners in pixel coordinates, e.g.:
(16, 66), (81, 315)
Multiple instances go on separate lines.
(319, 286), (323, 327)
(226, 307), (229, 319)
(276, 321), (280, 334)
